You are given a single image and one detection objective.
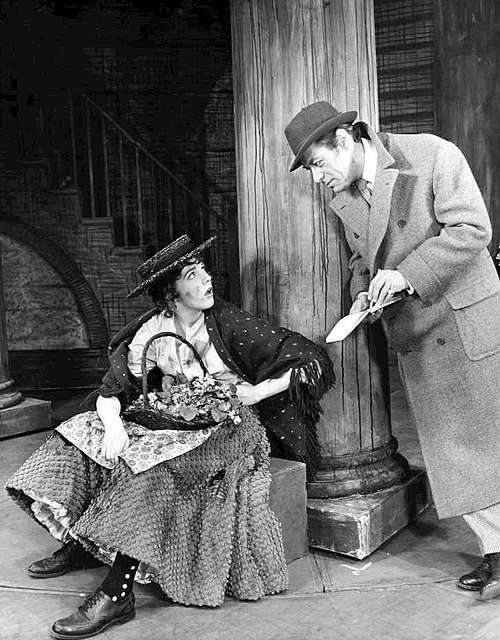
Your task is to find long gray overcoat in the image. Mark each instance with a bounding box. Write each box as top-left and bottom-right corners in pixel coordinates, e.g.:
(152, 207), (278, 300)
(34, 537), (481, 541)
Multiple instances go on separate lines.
(330, 125), (500, 519)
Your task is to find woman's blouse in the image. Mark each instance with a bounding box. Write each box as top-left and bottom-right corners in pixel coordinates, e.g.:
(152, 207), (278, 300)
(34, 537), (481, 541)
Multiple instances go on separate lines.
(127, 311), (240, 385)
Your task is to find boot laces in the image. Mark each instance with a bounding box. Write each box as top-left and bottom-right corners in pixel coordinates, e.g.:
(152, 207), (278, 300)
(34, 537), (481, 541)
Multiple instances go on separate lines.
(79, 590), (105, 616)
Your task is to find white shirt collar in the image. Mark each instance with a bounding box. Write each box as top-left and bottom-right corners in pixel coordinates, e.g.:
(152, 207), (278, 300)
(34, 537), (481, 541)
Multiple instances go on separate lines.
(361, 137), (377, 190)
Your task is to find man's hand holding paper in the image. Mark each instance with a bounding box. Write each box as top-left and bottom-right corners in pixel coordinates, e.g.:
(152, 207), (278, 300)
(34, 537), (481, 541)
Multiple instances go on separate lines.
(368, 268), (411, 307)
(327, 274), (408, 343)
(348, 292), (382, 324)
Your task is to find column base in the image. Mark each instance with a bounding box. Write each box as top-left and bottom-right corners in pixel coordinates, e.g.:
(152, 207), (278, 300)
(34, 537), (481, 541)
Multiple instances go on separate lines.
(0, 377), (23, 409)
(307, 438), (410, 498)
(0, 397), (51, 439)
(307, 468), (429, 559)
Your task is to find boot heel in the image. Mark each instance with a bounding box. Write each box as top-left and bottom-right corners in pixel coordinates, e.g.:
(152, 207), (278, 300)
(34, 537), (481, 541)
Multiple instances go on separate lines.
(117, 610), (136, 625)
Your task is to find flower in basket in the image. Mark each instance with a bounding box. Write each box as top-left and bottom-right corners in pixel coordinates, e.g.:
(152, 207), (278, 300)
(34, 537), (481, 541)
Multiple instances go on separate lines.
(129, 374), (243, 428)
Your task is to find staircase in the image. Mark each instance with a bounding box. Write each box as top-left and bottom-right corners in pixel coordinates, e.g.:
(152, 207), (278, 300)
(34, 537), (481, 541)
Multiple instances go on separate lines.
(71, 93), (226, 257)
(0, 90), (230, 394)
(1, 89), (230, 327)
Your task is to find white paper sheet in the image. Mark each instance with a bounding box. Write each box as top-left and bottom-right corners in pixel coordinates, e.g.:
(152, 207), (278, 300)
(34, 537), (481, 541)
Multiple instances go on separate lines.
(325, 295), (403, 343)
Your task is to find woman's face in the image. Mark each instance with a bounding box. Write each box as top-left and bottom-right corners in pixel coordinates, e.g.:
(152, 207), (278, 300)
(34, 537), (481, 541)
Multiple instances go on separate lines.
(174, 262), (214, 312)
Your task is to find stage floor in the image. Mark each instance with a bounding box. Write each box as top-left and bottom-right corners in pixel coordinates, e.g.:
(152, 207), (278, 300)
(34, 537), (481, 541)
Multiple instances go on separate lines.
(1, 358), (498, 640)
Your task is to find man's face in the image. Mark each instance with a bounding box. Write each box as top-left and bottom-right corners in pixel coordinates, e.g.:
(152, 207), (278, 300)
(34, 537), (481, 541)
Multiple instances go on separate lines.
(302, 129), (363, 194)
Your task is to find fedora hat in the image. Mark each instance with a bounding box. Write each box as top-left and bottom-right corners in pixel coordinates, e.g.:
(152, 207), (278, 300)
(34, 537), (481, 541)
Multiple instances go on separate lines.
(285, 101), (357, 172)
(127, 234), (216, 298)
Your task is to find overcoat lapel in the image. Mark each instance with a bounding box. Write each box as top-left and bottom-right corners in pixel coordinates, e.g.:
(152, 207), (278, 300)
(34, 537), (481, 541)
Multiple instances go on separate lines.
(329, 126), (400, 274)
(366, 128), (399, 272)
(330, 187), (368, 239)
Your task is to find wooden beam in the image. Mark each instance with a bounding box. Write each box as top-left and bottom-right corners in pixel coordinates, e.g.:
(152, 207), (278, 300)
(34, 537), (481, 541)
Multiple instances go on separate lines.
(230, 0), (408, 500)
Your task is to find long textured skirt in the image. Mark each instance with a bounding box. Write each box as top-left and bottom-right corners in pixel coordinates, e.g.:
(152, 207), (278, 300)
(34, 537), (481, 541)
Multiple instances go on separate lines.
(5, 407), (288, 607)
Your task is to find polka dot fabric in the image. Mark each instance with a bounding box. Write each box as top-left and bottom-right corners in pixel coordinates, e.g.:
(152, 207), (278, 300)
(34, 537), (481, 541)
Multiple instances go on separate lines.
(91, 297), (334, 476)
(205, 297), (335, 477)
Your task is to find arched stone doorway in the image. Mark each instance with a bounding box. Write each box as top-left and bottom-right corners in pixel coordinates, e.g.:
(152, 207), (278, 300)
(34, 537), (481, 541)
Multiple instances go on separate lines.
(0, 217), (108, 349)
(0, 216), (109, 394)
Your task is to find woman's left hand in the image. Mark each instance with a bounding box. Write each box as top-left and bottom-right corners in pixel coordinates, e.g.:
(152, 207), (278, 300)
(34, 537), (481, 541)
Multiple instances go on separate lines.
(235, 382), (263, 406)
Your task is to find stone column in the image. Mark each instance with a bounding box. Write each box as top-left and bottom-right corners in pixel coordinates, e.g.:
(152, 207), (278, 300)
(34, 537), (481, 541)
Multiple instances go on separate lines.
(231, 0), (424, 558)
(0, 247), (23, 410)
(0, 243), (51, 438)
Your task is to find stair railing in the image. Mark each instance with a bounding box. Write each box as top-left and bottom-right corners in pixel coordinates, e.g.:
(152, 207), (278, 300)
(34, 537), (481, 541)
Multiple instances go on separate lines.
(68, 90), (226, 275)
(4, 88), (235, 298)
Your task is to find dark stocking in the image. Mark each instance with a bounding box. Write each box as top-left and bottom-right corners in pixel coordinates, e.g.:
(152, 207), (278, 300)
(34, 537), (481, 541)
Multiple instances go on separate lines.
(100, 552), (138, 602)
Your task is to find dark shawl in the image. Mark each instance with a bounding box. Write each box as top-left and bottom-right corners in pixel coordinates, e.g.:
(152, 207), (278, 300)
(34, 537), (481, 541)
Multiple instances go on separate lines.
(89, 296), (335, 478)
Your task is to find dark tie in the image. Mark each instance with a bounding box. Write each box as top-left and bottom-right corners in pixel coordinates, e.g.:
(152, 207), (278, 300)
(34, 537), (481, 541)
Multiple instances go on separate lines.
(356, 178), (372, 205)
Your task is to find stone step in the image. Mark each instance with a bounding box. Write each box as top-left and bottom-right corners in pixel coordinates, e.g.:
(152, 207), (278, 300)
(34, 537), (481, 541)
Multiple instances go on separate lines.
(307, 468), (430, 559)
(19, 159), (51, 190)
(269, 457), (308, 564)
(0, 397), (52, 440)
(80, 217), (115, 252)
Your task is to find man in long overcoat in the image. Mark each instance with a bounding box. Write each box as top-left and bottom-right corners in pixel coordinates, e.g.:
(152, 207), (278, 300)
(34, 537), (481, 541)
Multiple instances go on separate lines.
(285, 101), (500, 601)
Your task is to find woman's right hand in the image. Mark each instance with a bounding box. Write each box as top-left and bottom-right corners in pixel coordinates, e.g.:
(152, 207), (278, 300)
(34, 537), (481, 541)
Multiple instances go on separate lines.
(100, 419), (130, 463)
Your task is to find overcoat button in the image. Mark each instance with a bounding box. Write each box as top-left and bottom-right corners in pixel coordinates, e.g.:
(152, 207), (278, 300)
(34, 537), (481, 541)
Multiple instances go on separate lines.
(397, 219), (407, 228)
(353, 232), (360, 239)
(437, 338), (446, 346)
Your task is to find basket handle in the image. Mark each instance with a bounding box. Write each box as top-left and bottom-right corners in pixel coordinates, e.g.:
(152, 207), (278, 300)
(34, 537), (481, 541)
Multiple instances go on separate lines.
(140, 331), (209, 409)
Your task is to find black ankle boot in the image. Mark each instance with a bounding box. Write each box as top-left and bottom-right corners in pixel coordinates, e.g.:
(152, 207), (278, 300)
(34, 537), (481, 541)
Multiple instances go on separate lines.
(479, 553), (500, 601)
(458, 553), (499, 591)
(51, 589), (135, 639)
(28, 539), (102, 579)
(51, 553), (139, 639)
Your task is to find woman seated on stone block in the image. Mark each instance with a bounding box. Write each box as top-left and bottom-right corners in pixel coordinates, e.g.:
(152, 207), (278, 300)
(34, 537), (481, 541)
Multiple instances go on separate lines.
(6, 234), (334, 640)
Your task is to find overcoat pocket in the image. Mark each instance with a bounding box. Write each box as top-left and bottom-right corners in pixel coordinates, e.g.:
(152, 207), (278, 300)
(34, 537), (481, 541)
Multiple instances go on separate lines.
(446, 279), (500, 361)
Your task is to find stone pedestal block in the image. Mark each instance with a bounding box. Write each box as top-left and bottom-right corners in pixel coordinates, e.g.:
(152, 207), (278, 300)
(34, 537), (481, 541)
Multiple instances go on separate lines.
(307, 468), (429, 559)
(0, 397), (51, 439)
(269, 457), (308, 564)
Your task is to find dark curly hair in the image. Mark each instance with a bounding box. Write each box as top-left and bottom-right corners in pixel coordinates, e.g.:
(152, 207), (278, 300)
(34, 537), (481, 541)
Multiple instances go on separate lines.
(146, 256), (201, 317)
(316, 121), (368, 149)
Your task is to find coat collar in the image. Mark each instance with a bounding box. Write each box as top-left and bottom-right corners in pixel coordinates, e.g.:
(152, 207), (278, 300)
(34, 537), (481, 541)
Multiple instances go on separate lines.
(329, 124), (399, 273)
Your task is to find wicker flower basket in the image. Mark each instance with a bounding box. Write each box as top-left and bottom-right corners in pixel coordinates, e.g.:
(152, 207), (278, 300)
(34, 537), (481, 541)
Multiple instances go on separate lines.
(123, 331), (220, 431)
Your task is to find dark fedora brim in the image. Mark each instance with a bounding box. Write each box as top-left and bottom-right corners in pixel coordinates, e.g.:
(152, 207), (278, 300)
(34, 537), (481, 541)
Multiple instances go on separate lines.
(289, 110), (357, 172)
(127, 236), (217, 299)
